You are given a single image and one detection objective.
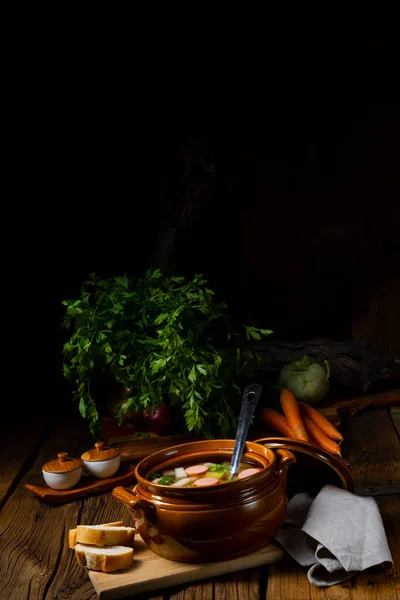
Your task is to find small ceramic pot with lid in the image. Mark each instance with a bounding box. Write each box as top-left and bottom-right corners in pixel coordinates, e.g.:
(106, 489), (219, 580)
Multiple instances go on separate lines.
(42, 452), (83, 490)
(81, 442), (121, 479)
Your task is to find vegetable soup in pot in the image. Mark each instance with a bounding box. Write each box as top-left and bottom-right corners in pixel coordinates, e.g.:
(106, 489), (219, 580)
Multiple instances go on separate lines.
(113, 439), (294, 563)
(146, 459), (262, 488)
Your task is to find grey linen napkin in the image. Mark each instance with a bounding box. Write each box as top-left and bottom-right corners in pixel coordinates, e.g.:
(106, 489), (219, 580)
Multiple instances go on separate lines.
(275, 484), (393, 587)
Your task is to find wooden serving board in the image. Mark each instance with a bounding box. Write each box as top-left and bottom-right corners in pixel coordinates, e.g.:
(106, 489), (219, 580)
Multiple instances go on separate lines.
(90, 537), (284, 600)
(25, 464), (136, 504)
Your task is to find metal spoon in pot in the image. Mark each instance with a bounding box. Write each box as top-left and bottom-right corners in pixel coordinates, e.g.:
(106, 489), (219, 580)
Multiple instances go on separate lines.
(229, 383), (262, 480)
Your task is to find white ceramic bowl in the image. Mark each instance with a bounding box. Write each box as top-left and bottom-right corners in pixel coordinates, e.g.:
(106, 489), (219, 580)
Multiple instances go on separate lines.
(83, 454), (121, 479)
(42, 466), (82, 490)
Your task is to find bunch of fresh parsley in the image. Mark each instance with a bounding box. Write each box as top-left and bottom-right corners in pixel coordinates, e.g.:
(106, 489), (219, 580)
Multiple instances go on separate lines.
(62, 269), (271, 438)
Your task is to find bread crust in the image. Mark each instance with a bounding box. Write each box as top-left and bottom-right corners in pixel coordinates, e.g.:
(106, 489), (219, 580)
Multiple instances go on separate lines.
(69, 521), (134, 548)
(69, 529), (77, 548)
(74, 544), (134, 572)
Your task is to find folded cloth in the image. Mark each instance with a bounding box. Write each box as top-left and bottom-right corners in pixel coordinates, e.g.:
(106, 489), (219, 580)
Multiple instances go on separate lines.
(275, 484), (393, 587)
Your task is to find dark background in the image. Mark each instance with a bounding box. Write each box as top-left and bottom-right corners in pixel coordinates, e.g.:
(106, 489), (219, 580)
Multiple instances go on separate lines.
(5, 28), (399, 416)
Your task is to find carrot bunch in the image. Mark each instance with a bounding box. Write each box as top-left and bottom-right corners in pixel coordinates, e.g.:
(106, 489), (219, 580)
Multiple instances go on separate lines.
(259, 388), (343, 456)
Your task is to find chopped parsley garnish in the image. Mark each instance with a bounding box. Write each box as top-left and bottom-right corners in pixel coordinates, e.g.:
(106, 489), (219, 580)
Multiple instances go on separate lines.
(147, 472), (161, 481)
(208, 463), (229, 473)
(158, 476), (174, 485)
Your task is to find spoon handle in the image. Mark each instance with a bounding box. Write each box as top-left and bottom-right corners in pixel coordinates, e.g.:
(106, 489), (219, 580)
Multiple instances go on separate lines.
(229, 383), (262, 479)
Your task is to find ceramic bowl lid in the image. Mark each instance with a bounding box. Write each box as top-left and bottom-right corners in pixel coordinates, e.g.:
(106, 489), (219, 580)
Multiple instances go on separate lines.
(254, 437), (354, 498)
(42, 452), (83, 473)
(81, 441), (120, 462)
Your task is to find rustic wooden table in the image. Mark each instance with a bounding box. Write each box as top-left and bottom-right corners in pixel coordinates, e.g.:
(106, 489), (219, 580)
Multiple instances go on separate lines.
(0, 406), (399, 600)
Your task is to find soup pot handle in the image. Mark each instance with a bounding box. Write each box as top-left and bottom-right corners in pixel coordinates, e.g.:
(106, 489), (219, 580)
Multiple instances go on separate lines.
(275, 449), (296, 486)
(112, 486), (157, 525)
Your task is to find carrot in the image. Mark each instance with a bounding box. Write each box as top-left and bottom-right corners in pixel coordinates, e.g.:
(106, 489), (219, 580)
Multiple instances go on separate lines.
(259, 408), (295, 438)
(302, 414), (342, 456)
(279, 389), (309, 442)
(298, 402), (343, 441)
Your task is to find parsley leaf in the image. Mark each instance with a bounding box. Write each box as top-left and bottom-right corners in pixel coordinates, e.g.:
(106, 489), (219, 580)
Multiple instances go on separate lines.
(61, 269), (272, 439)
(157, 476), (174, 485)
(207, 463), (229, 473)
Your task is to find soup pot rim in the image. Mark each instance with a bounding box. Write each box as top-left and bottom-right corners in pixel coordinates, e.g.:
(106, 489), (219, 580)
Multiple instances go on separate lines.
(134, 438), (277, 494)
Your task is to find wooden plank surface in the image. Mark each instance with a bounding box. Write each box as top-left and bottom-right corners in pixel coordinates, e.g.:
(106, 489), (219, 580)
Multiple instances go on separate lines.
(90, 538), (283, 599)
(0, 416), (52, 508)
(214, 569), (261, 600)
(0, 417), (111, 600)
(340, 409), (400, 486)
(170, 579), (213, 600)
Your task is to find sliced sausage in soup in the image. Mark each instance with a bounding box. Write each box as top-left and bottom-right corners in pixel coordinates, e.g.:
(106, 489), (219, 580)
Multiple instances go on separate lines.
(193, 477), (220, 487)
(185, 465), (209, 477)
(147, 461), (263, 487)
(237, 468), (262, 479)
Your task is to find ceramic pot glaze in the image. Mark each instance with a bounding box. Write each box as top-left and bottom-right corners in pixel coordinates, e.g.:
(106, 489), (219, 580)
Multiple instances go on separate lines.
(254, 437), (355, 497)
(113, 439), (296, 562)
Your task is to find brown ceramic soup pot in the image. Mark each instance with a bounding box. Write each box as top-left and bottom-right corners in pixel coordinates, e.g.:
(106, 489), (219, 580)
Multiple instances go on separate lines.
(112, 439), (296, 563)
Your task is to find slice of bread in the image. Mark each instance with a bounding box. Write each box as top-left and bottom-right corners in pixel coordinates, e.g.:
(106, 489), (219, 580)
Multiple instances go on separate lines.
(69, 523), (135, 548)
(69, 521), (124, 548)
(74, 544), (134, 572)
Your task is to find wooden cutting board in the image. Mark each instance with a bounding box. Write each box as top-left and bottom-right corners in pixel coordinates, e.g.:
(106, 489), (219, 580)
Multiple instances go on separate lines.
(89, 537), (284, 600)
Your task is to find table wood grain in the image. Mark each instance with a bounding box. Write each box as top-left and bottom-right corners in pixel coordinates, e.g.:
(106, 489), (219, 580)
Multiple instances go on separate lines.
(0, 407), (398, 600)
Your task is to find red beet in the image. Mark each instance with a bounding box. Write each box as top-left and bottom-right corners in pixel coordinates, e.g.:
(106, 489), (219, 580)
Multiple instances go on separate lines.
(143, 402), (174, 434)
